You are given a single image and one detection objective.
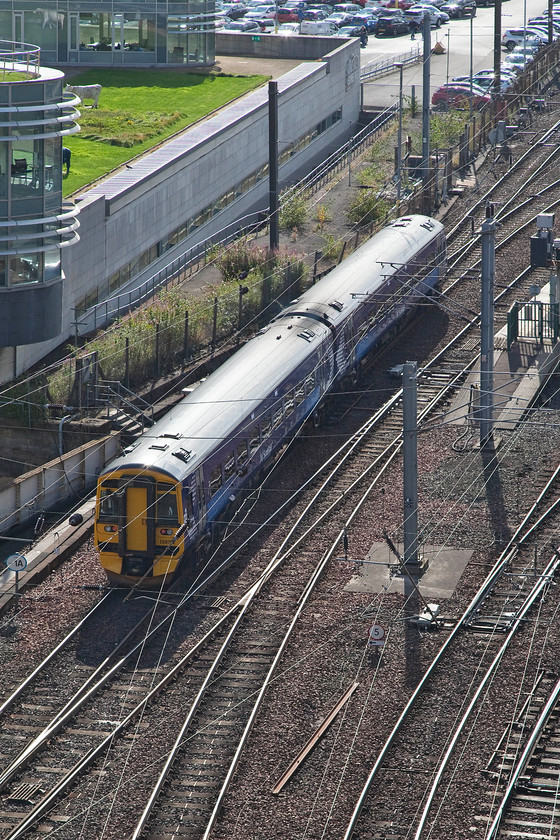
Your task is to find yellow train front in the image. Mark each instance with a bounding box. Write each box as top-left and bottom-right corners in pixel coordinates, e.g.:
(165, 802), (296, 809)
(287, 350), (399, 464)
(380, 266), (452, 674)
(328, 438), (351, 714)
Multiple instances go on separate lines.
(94, 468), (186, 587)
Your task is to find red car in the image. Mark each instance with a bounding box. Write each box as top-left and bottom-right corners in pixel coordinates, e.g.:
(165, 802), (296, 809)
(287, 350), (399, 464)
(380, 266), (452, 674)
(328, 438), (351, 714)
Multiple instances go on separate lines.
(431, 83), (491, 110)
(276, 6), (300, 21)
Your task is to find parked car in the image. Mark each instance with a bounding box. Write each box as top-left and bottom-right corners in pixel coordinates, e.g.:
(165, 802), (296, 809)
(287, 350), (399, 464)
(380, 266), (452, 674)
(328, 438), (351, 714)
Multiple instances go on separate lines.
(375, 8), (410, 34)
(333, 3), (364, 12)
(501, 28), (547, 50)
(301, 8), (328, 19)
(218, 17), (262, 28)
(528, 16), (560, 32)
(440, 0), (476, 16)
(217, 2), (249, 18)
(305, 3), (333, 12)
(452, 73), (513, 93)
(502, 52), (532, 73)
(276, 6), (301, 20)
(300, 18), (340, 31)
(348, 11), (379, 30)
(277, 21), (301, 32)
(244, 4), (276, 18)
(431, 82), (492, 110)
(337, 23), (369, 41)
(405, 4), (449, 27)
(325, 11), (355, 24)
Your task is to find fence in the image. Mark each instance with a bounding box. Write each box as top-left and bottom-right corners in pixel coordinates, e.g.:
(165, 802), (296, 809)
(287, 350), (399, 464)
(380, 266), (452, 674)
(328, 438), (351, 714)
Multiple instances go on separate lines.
(360, 44), (422, 83)
(0, 433), (119, 534)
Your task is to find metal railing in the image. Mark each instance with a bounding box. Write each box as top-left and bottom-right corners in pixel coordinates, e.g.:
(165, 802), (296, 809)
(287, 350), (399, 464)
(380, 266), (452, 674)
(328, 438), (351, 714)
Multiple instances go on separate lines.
(360, 44), (421, 83)
(0, 40), (41, 78)
(88, 381), (154, 430)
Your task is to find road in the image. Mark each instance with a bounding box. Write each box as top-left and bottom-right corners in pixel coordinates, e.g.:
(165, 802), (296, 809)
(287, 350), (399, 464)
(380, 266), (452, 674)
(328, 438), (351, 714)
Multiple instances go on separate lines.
(360, 0), (550, 107)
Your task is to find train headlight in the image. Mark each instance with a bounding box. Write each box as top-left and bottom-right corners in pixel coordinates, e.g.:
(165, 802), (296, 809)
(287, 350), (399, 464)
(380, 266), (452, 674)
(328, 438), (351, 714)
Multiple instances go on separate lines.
(160, 528), (173, 535)
(104, 525), (118, 533)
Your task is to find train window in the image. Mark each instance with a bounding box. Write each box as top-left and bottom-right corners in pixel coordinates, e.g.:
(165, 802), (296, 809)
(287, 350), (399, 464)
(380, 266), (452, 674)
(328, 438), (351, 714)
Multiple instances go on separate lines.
(262, 414), (272, 438)
(272, 405), (283, 429)
(156, 493), (179, 524)
(99, 482), (118, 519)
(295, 382), (305, 405)
(284, 390), (295, 416)
(224, 453), (236, 480)
(185, 491), (194, 524)
(304, 373), (314, 395)
(249, 425), (260, 454)
(237, 439), (248, 466)
(210, 464), (222, 495)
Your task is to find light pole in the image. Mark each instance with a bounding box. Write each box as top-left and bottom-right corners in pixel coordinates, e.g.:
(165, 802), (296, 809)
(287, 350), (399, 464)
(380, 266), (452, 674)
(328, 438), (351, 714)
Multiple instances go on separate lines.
(469, 14), (473, 120)
(445, 28), (450, 87)
(395, 61), (404, 214)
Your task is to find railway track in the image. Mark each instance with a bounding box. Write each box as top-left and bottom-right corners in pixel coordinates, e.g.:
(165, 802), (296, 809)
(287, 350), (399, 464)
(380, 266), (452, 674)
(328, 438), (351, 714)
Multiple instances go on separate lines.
(2, 102), (560, 840)
(343, 464), (560, 840)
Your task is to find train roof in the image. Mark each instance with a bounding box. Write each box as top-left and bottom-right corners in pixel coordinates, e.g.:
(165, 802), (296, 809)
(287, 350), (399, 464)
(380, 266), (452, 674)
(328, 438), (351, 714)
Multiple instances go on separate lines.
(278, 215), (444, 329)
(101, 313), (331, 482)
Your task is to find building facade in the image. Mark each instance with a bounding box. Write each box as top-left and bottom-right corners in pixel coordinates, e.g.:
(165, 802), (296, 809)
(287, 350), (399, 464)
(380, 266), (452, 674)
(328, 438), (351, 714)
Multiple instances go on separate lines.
(0, 0), (215, 67)
(0, 42), (80, 348)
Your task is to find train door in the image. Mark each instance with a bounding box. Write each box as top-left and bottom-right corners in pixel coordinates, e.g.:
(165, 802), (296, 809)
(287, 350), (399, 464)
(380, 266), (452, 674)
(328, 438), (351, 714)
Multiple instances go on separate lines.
(118, 478), (155, 559)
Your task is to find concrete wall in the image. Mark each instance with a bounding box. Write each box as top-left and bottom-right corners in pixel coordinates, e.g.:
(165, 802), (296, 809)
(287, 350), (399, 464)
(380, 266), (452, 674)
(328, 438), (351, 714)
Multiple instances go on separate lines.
(0, 39), (361, 381)
(0, 433), (120, 534)
(216, 32), (348, 60)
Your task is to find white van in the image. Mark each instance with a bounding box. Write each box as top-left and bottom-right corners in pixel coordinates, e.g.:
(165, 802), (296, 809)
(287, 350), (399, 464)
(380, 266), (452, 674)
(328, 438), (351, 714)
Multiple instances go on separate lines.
(300, 19), (339, 33)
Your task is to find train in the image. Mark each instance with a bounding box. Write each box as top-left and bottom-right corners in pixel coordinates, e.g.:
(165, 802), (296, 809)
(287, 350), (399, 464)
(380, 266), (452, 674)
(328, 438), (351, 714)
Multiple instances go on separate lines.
(94, 215), (447, 587)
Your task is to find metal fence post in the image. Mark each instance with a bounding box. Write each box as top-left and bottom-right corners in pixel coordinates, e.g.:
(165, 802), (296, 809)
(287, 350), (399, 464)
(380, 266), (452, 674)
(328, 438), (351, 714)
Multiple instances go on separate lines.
(184, 310), (189, 362)
(212, 296), (218, 354)
(155, 323), (160, 376)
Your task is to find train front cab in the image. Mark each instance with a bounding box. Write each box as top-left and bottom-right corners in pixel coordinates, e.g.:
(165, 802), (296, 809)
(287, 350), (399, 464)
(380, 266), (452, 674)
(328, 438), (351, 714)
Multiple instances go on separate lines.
(95, 471), (186, 585)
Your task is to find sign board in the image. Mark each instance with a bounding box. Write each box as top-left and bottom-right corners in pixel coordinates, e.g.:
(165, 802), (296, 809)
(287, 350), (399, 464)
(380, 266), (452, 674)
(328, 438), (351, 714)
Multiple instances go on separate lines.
(368, 623), (385, 646)
(251, 35), (261, 41)
(6, 553), (27, 572)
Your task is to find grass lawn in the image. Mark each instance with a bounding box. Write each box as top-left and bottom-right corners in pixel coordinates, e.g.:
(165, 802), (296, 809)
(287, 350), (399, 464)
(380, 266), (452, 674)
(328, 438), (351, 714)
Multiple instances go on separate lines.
(63, 69), (268, 196)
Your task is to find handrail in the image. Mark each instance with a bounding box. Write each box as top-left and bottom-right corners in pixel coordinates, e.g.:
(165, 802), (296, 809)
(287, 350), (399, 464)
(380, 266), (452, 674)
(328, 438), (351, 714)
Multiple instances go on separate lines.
(360, 43), (422, 82)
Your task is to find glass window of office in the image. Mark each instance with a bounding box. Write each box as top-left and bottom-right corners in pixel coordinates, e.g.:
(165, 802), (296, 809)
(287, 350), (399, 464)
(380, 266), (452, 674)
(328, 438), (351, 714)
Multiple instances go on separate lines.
(167, 6), (212, 64)
(78, 12), (156, 53)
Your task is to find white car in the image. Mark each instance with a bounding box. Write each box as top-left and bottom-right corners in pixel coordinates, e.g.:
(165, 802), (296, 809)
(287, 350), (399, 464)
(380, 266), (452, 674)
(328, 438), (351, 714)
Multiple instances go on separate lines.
(501, 28), (548, 50)
(405, 4), (449, 27)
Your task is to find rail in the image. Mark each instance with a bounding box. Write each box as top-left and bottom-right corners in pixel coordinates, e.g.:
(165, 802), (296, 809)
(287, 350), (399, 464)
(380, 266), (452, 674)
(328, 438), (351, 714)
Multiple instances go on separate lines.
(360, 43), (422, 82)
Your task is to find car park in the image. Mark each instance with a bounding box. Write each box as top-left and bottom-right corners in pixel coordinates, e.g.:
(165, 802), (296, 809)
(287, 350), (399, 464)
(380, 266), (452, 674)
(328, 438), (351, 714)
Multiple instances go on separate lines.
(244, 4), (276, 17)
(305, 3), (332, 11)
(431, 82), (492, 109)
(440, 0), (476, 16)
(376, 8), (410, 33)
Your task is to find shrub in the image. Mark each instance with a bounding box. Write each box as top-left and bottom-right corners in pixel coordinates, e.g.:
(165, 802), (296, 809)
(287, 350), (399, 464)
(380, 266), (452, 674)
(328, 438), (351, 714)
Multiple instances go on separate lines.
(347, 190), (389, 227)
(279, 190), (308, 231)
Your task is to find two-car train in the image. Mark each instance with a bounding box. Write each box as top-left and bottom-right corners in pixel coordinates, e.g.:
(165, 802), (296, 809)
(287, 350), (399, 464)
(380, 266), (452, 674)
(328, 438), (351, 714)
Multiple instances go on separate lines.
(94, 215), (446, 587)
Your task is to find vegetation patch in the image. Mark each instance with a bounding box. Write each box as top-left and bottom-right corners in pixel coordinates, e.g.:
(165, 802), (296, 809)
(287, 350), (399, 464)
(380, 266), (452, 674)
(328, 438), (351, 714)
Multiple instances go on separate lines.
(63, 69), (268, 195)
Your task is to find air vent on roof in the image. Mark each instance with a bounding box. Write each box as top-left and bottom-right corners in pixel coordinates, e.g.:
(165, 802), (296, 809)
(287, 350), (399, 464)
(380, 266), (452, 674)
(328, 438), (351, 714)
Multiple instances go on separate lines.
(149, 443), (169, 451)
(173, 448), (192, 464)
(329, 299), (344, 312)
(160, 432), (180, 439)
(298, 330), (315, 342)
